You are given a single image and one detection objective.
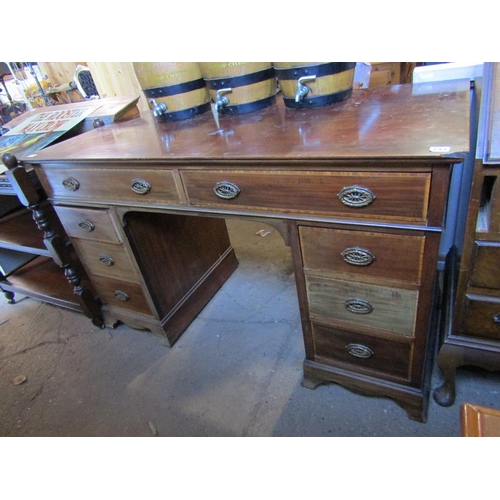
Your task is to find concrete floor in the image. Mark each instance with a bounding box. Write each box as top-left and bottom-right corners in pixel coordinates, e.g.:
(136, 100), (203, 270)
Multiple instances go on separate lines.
(1, 218), (499, 437)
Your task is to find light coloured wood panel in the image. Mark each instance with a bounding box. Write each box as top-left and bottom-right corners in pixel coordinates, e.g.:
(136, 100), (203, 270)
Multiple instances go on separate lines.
(38, 62), (86, 85)
(306, 275), (418, 337)
(86, 62), (149, 112)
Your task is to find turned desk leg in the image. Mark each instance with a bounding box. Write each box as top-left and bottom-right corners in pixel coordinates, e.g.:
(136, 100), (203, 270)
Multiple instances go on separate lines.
(2, 153), (105, 329)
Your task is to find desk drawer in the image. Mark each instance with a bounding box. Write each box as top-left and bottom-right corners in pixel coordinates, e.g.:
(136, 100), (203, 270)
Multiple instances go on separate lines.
(37, 167), (181, 204)
(72, 239), (140, 284)
(462, 295), (500, 341)
(181, 170), (431, 222)
(312, 322), (412, 379)
(470, 242), (500, 289)
(299, 226), (425, 284)
(54, 206), (121, 244)
(90, 275), (153, 315)
(306, 275), (418, 337)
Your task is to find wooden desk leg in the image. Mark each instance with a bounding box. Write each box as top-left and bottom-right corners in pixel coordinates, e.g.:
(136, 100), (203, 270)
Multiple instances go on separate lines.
(433, 343), (458, 406)
(2, 153), (105, 329)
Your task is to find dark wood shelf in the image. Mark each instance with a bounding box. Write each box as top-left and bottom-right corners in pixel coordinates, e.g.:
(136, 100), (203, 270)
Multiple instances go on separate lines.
(0, 203), (67, 255)
(0, 255), (89, 312)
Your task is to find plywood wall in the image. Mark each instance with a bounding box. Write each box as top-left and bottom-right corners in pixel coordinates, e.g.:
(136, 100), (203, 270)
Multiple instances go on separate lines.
(86, 62), (148, 111)
(39, 62), (149, 112)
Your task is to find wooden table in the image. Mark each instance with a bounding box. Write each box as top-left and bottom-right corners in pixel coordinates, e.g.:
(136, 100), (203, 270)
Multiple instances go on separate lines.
(9, 81), (471, 422)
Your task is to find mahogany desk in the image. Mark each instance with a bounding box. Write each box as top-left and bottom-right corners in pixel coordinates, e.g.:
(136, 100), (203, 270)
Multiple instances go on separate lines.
(16, 81), (471, 422)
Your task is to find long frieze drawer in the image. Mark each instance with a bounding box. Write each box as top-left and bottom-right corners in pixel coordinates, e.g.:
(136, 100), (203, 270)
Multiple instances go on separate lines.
(462, 295), (500, 341)
(54, 206), (122, 244)
(299, 226), (425, 284)
(312, 322), (412, 380)
(90, 275), (153, 315)
(306, 275), (418, 337)
(181, 170), (431, 222)
(36, 167), (181, 204)
(469, 242), (500, 289)
(72, 239), (140, 284)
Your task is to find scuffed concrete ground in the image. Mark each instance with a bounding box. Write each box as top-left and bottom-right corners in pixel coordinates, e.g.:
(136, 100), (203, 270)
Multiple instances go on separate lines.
(1, 219), (499, 437)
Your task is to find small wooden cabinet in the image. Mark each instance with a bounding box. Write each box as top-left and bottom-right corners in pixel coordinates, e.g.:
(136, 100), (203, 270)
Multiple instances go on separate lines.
(434, 64), (500, 406)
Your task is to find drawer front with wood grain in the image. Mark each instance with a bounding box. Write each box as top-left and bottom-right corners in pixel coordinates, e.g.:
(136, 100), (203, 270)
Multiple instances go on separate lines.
(462, 295), (500, 341)
(306, 275), (418, 337)
(312, 322), (412, 379)
(90, 275), (153, 315)
(37, 167), (181, 204)
(299, 226), (425, 284)
(54, 206), (121, 244)
(469, 242), (500, 289)
(72, 239), (140, 284)
(181, 170), (431, 222)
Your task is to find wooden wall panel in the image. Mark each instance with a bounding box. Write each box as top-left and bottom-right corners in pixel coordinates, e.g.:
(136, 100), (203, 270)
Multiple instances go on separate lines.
(39, 62), (149, 112)
(39, 62), (86, 85)
(86, 62), (149, 112)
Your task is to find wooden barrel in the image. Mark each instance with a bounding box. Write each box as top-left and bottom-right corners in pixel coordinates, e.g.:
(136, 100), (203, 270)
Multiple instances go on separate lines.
(198, 62), (277, 114)
(273, 62), (356, 109)
(132, 62), (210, 121)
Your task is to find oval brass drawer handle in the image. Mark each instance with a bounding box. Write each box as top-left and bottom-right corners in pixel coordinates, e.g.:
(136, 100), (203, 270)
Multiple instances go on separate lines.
(78, 220), (95, 232)
(114, 290), (130, 301)
(346, 343), (374, 359)
(341, 247), (375, 266)
(337, 185), (376, 208)
(99, 254), (115, 266)
(62, 177), (80, 191)
(214, 181), (240, 200)
(131, 178), (152, 195)
(344, 298), (373, 314)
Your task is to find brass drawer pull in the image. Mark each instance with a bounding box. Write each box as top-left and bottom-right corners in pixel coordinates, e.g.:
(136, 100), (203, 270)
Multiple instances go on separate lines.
(344, 298), (373, 314)
(341, 247), (375, 266)
(346, 343), (374, 359)
(214, 181), (240, 200)
(78, 220), (95, 232)
(131, 178), (152, 195)
(99, 254), (115, 266)
(337, 185), (376, 208)
(62, 177), (80, 191)
(493, 314), (500, 325)
(114, 290), (130, 301)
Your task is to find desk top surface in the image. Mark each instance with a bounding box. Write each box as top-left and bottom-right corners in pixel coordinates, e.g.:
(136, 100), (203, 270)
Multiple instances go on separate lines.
(27, 80), (471, 164)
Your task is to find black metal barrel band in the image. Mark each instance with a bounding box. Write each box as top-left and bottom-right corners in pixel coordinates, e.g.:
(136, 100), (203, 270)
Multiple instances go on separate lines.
(219, 95), (276, 115)
(282, 88), (353, 109)
(205, 68), (275, 91)
(158, 102), (211, 122)
(275, 62), (356, 81)
(143, 78), (206, 99)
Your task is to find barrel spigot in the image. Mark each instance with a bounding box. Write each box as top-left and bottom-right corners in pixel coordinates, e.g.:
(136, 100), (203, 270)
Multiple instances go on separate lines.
(149, 98), (167, 117)
(295, 75), (316, 102)
(216, 88), (232, 112)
